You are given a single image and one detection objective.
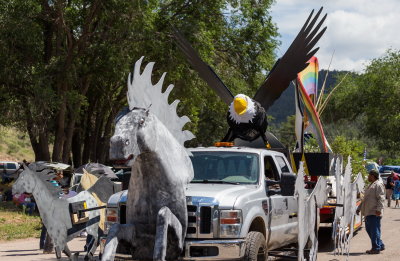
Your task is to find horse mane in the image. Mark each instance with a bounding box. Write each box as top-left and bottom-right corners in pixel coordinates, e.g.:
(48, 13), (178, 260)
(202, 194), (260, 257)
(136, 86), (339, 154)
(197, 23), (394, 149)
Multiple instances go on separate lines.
(27, 163), (62, 198)
(353, 172), (365, 191)
(126, 57), (195, 146)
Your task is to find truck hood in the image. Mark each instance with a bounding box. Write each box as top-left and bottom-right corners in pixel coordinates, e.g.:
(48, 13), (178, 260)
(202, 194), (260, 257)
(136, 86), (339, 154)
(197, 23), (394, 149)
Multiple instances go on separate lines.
(106, 184), (258, 209)
(186, 183), (256, 208)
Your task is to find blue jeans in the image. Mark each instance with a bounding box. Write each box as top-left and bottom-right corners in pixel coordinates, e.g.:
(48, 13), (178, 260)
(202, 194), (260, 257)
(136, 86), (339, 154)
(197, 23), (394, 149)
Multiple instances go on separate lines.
(20, 202), (36, 215)
(365, 215), (385, 251)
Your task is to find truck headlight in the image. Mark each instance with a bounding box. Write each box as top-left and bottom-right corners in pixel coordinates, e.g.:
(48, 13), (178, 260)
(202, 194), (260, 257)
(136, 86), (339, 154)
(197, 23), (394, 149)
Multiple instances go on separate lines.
(219, 210), (242, 238)
(104, 208), (118, 234)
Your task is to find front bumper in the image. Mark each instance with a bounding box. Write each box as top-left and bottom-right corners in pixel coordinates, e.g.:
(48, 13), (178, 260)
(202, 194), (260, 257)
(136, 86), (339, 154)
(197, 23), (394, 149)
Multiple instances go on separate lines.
(100, 237), (246, 261)
(183, 239), (246, 260)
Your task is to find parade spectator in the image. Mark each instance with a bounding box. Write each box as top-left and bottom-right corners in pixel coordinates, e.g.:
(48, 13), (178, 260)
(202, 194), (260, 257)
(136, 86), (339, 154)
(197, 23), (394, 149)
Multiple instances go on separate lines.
(17, 193), (36, 215)
(385, 170), (399, 207)
(357, 169), (386, 254)
(54, 170), (69, 187)
(61, 185), (77, 199)
(2, 188), (13, 201)
(393, 179), (400, 208)
(12, 192), (20, 205)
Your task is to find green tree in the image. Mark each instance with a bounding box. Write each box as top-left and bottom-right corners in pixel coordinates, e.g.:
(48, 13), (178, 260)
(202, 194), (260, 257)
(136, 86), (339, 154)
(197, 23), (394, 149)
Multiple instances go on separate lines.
(331, 135), (367, 178)
(323, 49), (400, 159)
(0, 0), (279, 164)
(273, 115), (296, 150)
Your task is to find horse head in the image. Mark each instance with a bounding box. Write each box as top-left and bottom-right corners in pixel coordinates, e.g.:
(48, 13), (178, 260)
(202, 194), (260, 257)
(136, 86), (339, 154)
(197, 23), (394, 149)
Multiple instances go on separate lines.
(12, 164), (36, 195)
(110, 57), (195, 168)
(110, 107), (161, 166)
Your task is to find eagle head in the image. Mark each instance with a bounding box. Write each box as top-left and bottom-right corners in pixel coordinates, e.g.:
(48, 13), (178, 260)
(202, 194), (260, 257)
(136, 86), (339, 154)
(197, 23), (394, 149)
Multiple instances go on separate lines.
(228, 94), (257, 124)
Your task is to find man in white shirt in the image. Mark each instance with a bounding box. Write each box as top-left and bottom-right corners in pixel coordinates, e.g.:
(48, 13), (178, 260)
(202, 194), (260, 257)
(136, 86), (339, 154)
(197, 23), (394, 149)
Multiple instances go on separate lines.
(357, 169), (385, 254)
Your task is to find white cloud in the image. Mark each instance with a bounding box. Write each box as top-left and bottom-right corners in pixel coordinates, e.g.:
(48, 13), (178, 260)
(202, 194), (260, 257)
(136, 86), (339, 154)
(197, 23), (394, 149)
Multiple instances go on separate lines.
(270, 0), (400, 72)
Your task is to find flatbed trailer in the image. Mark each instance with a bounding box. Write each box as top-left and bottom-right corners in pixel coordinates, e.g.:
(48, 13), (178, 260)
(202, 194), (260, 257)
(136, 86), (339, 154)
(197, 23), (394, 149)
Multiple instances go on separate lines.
(320, 197), (363, 233)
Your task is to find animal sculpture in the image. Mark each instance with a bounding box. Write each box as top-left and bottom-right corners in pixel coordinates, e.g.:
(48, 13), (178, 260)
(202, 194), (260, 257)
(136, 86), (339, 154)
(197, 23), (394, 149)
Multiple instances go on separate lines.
(173, 7), (327, 146)
(12, 163), (101, 260)
(101, 57), (194, 261)
(224, 94), (268, 143)
(332, 157), (365, 257)
(295, 163), (328, 261)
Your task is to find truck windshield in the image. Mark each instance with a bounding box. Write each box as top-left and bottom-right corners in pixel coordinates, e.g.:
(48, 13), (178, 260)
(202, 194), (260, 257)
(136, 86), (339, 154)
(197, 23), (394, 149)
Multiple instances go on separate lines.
(190, 151), (259, 184)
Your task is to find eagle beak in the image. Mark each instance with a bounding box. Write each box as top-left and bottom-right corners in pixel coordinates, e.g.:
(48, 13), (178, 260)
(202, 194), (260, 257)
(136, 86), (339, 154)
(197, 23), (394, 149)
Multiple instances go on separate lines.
(234, 97), (248, 115)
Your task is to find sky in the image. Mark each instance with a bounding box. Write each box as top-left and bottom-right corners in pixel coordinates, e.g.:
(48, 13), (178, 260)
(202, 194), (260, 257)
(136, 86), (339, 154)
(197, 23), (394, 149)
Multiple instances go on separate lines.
(270, 0), (400, 72)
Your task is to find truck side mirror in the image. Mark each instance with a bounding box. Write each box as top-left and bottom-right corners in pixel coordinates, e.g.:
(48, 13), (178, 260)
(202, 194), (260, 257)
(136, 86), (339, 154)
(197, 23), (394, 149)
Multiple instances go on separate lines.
(280, 172), (296, 196)
(265, 179), (280, 186)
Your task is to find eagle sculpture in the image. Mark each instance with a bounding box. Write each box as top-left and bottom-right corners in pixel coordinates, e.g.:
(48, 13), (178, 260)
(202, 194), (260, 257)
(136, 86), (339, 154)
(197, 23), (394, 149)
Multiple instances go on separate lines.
(173, 7), (327, 147)
(224, 94), (268, 143)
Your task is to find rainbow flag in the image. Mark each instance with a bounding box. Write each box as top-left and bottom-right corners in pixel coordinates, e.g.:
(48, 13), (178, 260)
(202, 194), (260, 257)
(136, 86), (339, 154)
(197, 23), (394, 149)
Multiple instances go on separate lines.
(297, 56), (331, 153)
(297, 56), (318, 104)
(297, 79), (329, 152)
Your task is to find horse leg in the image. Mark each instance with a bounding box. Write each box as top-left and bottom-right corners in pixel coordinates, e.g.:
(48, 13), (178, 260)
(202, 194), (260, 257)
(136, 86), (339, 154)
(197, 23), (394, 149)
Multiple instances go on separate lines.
(63, 245), (79, 261)
(85, 232), (98, 261)
(309, 230), (318, 261)
(102, 224), (136, 261)
(63, 244), (71, 257)
(55, 246), (62, 259)
(153, 206), (183, 261)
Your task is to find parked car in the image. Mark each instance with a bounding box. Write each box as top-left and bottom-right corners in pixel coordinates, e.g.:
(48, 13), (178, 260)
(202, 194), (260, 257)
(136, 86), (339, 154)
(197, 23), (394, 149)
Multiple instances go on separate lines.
(0, 161), (20, 176)
(379, 165), (400, 185)
(1, 161), (21, 183)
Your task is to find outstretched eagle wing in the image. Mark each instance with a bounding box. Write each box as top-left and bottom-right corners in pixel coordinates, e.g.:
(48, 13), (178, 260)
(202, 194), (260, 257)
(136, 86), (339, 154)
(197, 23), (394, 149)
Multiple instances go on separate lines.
(253, 7), (327, 111)
(172, 27), (234, 105)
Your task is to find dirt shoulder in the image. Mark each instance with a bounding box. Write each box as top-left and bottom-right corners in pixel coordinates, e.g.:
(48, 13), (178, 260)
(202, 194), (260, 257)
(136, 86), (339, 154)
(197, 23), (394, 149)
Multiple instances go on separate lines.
(0, 237), (99, 261)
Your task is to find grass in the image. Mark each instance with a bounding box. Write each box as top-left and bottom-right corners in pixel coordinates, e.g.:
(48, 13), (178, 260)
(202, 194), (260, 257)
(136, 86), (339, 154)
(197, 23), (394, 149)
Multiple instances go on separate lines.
(0, 126), (34, 162)
(0, 202), (42, 241)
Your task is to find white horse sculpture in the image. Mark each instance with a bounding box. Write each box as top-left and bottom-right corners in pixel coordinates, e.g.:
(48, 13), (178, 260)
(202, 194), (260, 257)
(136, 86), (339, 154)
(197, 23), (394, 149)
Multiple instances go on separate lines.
(12, 163), (101, 260)
(295, 162), (328, 261)
(101, 57), (194, 261)
(333, 156), (365, 256)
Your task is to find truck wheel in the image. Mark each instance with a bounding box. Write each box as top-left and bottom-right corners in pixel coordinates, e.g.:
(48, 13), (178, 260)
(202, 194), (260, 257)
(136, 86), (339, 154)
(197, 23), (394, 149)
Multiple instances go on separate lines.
(243, 232), (267, 261)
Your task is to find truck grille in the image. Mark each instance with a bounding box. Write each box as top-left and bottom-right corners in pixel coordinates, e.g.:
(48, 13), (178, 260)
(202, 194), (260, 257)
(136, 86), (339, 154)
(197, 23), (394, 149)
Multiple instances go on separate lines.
(119, 204), (126, 224)
(200, 206), (211, 233)
(187, 205), (197, 235)
(186, 197), (217, 239)
(116, 197), (217, 239)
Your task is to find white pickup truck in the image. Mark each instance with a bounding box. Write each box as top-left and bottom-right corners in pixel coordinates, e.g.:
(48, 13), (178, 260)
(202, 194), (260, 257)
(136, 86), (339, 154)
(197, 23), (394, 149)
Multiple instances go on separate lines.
(101, 146), (299, 260)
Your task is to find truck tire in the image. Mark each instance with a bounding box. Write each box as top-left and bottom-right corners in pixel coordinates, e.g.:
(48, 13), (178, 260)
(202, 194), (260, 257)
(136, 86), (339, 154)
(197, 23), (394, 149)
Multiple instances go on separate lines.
(243, 231), (268, 261)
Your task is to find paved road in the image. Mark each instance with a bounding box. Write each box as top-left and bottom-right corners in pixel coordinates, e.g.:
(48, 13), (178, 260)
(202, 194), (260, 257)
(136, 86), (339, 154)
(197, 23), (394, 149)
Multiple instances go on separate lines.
(317, 204), (400, 261)
(272, 205), (400, 260)
(0, 205), (399, 260)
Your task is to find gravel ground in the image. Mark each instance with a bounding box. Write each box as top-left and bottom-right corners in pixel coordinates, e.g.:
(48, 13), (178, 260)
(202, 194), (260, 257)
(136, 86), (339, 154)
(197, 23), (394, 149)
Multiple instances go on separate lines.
(0, 205), (399, 261)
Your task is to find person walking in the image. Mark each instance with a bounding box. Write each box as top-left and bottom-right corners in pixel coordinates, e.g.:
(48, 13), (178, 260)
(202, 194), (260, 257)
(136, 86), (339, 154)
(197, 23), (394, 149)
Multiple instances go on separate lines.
(385, 170), (399, 207)
(393, 179), (400, 208)
(357, 169), (385, 254)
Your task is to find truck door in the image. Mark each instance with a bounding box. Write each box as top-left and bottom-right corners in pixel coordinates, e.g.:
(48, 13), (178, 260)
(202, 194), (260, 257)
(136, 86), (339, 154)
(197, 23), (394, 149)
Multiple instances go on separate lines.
(274, 155), (298, 239)
(264, 155), (290, 249)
